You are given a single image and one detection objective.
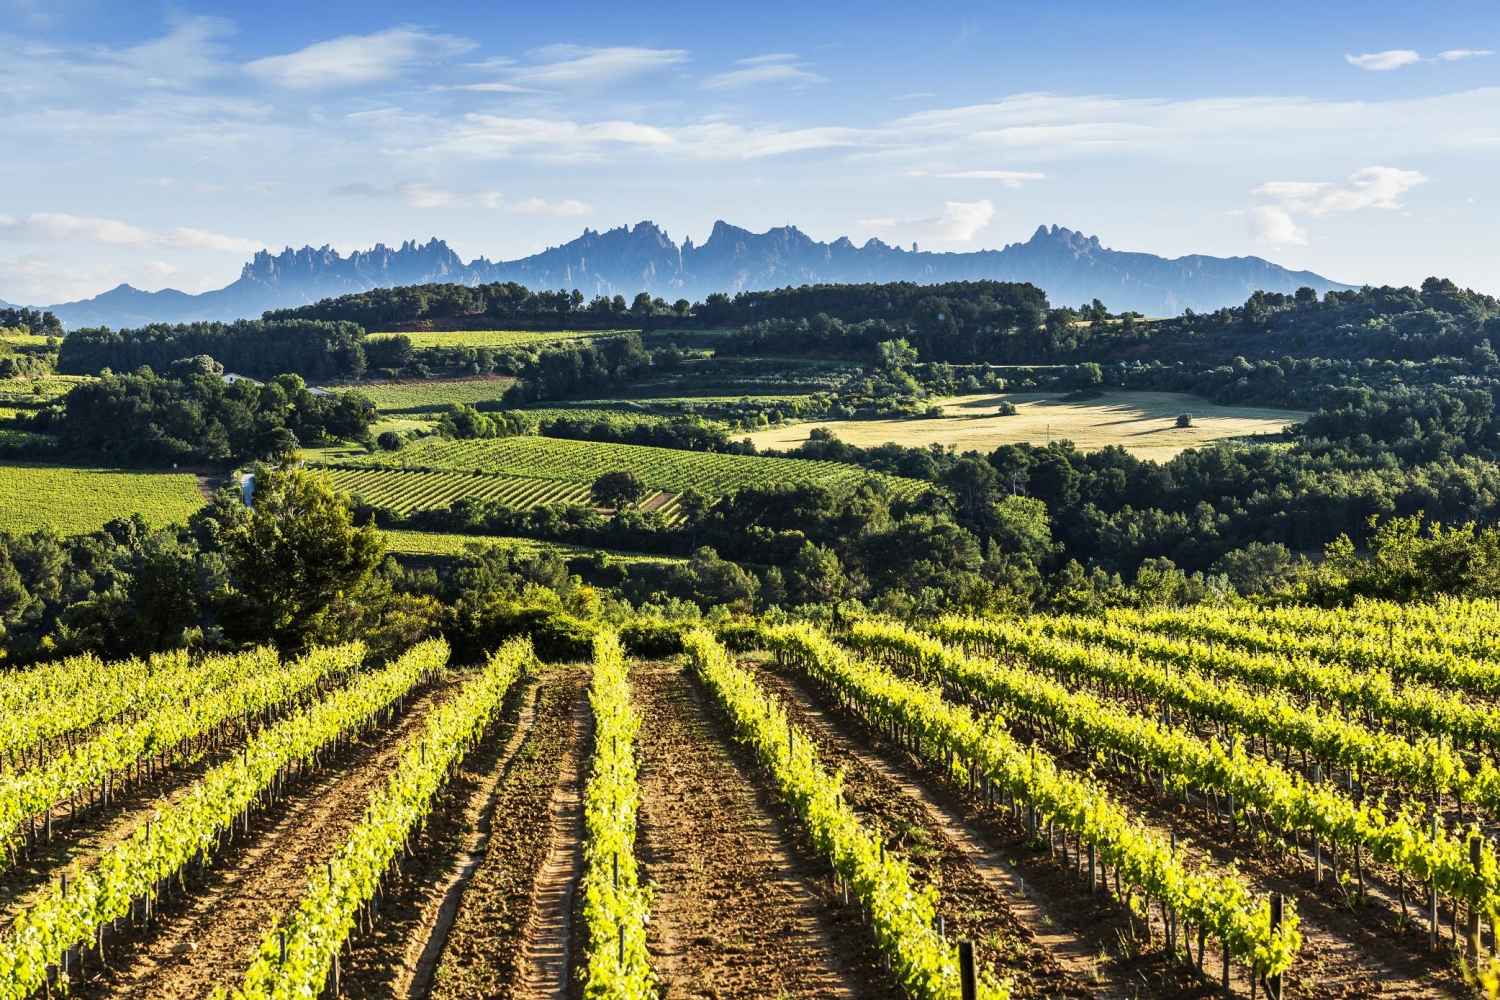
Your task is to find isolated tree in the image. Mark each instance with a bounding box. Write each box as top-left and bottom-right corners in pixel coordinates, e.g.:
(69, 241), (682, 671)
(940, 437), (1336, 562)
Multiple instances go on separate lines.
(220, 466), (384, 649)
(591, 470), (649, 510)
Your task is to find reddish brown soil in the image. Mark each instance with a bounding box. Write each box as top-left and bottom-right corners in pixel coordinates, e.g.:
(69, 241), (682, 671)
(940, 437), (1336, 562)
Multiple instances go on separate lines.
(634, 661), (900, 999)
(425, 670), (589, 1000)
(65, 679), (454, 1000)
(752, 662), (1128, 999)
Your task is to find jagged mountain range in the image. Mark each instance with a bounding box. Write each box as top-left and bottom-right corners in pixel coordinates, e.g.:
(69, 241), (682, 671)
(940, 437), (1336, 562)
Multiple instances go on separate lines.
(33, 222), (1354, 329)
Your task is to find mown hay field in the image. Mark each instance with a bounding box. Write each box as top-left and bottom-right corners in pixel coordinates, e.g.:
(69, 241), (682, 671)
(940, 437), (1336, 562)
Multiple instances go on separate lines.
(747, 390), (1309, 463)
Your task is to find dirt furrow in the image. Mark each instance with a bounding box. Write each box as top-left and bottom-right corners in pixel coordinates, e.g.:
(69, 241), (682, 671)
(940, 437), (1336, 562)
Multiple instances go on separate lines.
(70, 679), (454, 1000)
(635, 661), (900, 1000)
(425, 670), (588, 1000)
(516, 690), (590, 1000)
(390, 681), (543, 1000)
(755, 662), (1124, 999)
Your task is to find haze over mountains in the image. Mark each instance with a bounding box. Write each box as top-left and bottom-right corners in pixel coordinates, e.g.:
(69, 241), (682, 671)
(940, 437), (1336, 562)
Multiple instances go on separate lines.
(33, 222), (1354, 329)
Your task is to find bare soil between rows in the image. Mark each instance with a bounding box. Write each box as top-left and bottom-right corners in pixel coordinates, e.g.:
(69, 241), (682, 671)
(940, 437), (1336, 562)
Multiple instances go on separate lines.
(424, 668), (589, 1000)
(634, 661), (900, 1000)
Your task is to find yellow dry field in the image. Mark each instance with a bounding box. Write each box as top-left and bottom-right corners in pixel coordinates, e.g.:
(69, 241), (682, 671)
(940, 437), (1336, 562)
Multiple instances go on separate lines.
(747, 391), (1309, 463)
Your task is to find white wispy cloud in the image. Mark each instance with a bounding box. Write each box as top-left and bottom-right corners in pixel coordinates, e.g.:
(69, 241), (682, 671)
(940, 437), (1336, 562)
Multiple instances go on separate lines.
(1346, 48), (1493, 70)
(442, 115), (677, 157)
(702, 53), (826, 91)
(244, 28), (475, 88)
(1345, 50), (1423, 71)
(859, 199), (996, 244)
(1244, 165), (1429, 246)
(0, 212), (260, 253)
(498, 45), (689, 88)
(931, 169), (1047, 187)
(334, 180), (590, 215)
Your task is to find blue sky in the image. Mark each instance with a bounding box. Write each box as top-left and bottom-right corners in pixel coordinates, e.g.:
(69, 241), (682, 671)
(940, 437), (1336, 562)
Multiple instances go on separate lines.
(0, 0), (1496, 305)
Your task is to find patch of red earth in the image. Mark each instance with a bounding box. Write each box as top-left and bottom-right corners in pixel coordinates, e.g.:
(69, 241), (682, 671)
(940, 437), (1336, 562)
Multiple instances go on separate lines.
(637, 492), (676, 513)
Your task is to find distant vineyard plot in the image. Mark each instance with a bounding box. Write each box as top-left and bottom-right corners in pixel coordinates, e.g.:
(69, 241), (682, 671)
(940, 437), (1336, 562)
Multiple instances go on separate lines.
(381, 528), (685, 564)
(339, 377), (515, 414)
(368, 329), (629, 349)
(329, 467), (684, 522)
(337, 436), (926, 498)
(0, 463), (205, 534)
(748, 390), (1308, 463)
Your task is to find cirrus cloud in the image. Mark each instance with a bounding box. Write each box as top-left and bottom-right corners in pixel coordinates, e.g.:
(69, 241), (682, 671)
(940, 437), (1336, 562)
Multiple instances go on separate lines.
(702, 54), (827, 91)
(244, 27), (476, 89)
(334, 180), (589, 215)
(0, 212), (260, 253)
(1346, 47), (1492, 71)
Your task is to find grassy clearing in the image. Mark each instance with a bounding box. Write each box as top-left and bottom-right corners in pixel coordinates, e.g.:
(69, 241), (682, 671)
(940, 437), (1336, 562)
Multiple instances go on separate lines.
(0, 463), (205, 534)
(381, 528), (683, 565)
(746, 390), (1308, 463)
(368, 329), (630, 349)
(0, 332), (52, 348)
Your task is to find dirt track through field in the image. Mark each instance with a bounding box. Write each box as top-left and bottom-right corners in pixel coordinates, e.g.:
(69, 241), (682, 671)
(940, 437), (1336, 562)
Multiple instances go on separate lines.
(515, 691), (590, 1000)
(755, 663), (1118, 1000)
(633, 662), (898, 1000)
(425, 670), (588, 1000)
(71, 680), (452, 1000)
(393, 682), (543, 999)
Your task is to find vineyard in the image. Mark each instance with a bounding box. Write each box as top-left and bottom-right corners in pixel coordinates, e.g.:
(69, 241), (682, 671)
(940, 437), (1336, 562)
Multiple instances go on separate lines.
(348, 378), (517, 415)
(0, 463), (206, 534)
(325, 467), (684, 523)
(0, 600), (1487, 1000)
(368, 330), (629, 350)
(337, 434), (925, 498)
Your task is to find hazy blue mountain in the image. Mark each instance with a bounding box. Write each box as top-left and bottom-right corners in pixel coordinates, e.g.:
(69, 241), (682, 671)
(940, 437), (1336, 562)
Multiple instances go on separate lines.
(35, 223), (1355, 328)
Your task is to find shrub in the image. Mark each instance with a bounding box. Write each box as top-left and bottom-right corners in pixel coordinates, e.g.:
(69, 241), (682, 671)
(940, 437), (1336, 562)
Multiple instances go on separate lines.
(1176, 412), (1193, 428)
(376, 430), (405, 451)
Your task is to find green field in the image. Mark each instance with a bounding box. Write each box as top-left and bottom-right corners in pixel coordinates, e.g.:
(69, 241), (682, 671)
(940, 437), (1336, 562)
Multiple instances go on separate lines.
(0, 374), (90, 407)
(381, 528), (684, 565)
(0, 332), (52, 348)
(369, 329), (630, 350)
(328, 467), (682, 520)
(337, 435), (925, 498)
(332, 378), (516, 414)
(0, 463), (205, 534)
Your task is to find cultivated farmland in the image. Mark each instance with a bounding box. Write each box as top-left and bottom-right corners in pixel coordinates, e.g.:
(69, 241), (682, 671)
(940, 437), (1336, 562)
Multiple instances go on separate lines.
(4, 600), (1480, 1000)
(369, 329), (630, 349)
(337, 377), (516, 414)
(748, 390), (1309, 462)
(0, 462), (205, 533)
(338, 435), (926, 497)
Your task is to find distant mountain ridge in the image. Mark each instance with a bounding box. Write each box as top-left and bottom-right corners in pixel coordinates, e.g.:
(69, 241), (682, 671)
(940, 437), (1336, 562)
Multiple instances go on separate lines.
(34, 222), (1355, 328)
